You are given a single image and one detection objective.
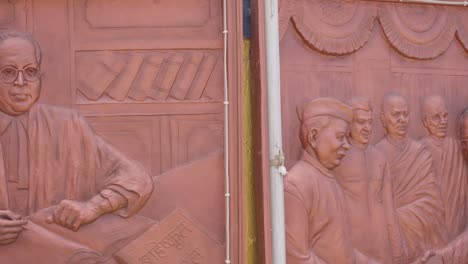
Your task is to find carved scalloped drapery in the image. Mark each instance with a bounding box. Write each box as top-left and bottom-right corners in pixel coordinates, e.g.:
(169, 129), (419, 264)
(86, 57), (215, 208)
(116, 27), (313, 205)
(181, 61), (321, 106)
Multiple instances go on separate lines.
(289, 0), (377, 55)
(279, 0), (468, 59)
(378, 4), (456, 59)
(455, 9), (468, 52)
(278, 0), (299, 40)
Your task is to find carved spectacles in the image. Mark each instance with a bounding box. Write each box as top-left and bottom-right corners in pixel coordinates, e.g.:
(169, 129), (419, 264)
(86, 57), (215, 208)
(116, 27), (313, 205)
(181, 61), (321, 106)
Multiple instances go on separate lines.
(0, 66), (42, 84)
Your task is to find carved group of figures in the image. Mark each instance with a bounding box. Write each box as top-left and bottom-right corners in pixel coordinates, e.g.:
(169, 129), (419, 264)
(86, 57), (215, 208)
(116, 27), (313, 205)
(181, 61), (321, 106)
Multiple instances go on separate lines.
(285, 93), (468, 264)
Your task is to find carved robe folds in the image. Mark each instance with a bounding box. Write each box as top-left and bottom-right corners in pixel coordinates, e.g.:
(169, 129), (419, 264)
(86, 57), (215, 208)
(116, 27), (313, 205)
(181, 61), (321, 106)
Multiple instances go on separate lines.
(334, 141), (405, 264)
(375, 138), (447, 262)
(421, 137), (467, 240)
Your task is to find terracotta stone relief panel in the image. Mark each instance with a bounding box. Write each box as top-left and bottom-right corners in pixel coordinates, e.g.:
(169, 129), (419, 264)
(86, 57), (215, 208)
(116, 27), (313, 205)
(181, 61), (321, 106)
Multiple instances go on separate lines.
(279, 0), (468, 59)
(281, 20), (468, 165)
(0, 0), (242, 263)
(280, 2), (468, 264)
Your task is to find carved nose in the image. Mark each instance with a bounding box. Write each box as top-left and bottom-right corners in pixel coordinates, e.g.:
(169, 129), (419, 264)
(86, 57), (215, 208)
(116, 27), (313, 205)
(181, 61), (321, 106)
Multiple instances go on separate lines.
(14, 71), (26, 87)
(342, 138), (350, 150)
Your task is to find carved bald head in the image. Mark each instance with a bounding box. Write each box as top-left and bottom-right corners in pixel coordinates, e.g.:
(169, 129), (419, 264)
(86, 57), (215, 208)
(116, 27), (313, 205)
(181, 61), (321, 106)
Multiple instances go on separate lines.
(421, 95), (448, 139)
(380, 92), (409, 139)
(460, 108), (468, 161)
(0, 31), (42, 116)
(298, 98), (352, 169)
(348, 96), (373, 145)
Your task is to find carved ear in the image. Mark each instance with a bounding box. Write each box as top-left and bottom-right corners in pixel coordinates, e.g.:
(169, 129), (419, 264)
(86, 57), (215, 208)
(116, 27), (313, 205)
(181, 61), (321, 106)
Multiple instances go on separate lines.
(422, 115), (429, 129)
(307, 129), (318, 148)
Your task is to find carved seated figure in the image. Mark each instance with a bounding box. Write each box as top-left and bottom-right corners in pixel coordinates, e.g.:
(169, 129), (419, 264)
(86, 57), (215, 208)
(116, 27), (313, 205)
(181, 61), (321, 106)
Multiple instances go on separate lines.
(374, 92), (447, 262)
(0, 31), (153, 262)
(284, 97), (380, 264)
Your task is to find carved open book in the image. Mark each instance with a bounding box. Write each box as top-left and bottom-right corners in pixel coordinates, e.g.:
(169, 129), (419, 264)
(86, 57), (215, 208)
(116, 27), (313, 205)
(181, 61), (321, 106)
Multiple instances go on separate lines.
(0, 208), (223, 264)
(0, 208), (155, 264)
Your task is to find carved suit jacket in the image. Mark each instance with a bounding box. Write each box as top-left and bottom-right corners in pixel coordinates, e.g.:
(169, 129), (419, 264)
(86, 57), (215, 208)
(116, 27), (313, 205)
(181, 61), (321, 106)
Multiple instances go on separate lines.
(0, 104), (153, 217)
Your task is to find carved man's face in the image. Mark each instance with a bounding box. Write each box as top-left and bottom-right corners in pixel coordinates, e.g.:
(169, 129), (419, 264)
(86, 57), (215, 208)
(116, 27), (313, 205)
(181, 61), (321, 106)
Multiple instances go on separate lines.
(310, 118), (350, 169)
(380, 96), (409, 139)
(350, 109), (373, 145)
(0, 37), (41, 116)
(423, 99), (448, 139)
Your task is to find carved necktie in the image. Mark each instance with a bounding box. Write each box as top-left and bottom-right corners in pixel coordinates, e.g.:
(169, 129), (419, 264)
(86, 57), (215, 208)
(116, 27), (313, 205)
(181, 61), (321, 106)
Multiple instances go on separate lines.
(5, 118), (29, 215)
(8, 118), (29, 188)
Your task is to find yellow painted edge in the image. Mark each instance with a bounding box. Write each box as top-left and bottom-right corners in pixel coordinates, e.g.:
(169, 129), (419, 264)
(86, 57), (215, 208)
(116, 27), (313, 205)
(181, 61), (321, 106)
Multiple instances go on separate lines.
(243, 39), (258, 264)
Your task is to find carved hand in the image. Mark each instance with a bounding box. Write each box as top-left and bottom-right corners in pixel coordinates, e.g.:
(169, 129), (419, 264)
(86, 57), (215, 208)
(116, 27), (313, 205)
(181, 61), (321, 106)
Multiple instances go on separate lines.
(0, 210), (27, 245)
(412, 251), (443, 264)
(46, 199), (102, 232)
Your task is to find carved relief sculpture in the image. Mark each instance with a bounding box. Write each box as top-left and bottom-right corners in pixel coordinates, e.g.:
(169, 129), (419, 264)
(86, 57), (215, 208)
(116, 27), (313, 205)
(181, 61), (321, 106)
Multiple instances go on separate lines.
(374, 92), (447, 262)
(429, 108), (468, 263)
(420, 95), (467, 241)
(334, 97), (405, 264)
(0, 31), (154, 263)
(284, 97), (379, 264)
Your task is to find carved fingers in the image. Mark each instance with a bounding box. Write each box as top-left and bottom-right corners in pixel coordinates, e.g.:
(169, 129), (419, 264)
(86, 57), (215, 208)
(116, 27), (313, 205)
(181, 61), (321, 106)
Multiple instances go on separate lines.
(48, 200), (101, 232)
(412, 250), (443, 264)
(0, 210), (27, 245)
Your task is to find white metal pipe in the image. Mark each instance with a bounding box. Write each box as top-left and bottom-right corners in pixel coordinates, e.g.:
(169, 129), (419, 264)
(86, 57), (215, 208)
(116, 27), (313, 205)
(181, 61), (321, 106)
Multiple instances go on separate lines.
(222, 0), (230, 263)
(264, 0), (287, 263)
(362, 0), (468, 6)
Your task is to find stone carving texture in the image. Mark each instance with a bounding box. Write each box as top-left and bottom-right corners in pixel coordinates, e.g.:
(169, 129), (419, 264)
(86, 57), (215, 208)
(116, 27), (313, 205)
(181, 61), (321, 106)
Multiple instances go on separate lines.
(0, 32), (154, 262)
(0, 0), (15, 27)
(116, 210), (223, 263)
(84, 0), (211, 28)
(76, 51), (222, 103)
(279, 0), (468, 59)
(279, 2), (468, 263)
(455, 9), (468, 52)
(379, 4), (456, 59)
(290, 0), (377, 55)
(0, 0), (241, 261)
(333, 97), (403, 263)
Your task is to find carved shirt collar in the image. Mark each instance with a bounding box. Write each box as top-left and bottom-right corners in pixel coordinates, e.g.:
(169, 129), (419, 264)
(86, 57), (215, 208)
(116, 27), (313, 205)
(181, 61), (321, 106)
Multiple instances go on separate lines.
(428, 135), (444, 148)
(301, 150), (336, 179)
(385, 135), (408, 151)
(348, 137), (368, 150)
(0, 110), (29, 134)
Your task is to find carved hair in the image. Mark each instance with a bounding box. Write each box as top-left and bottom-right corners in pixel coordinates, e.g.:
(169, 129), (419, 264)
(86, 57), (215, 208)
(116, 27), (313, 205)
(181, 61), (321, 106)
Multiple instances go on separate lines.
(0, 31), (42, 65)
(347, 96), (372, 112)
(421, 94), (445, 118)
(381, 91), (406, 113)
(299, 116), (331, 148)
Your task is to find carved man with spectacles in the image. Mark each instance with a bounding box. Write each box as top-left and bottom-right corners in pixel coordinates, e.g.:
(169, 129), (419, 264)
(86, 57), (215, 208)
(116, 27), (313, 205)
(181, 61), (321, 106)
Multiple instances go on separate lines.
(0, 31), (153, 248)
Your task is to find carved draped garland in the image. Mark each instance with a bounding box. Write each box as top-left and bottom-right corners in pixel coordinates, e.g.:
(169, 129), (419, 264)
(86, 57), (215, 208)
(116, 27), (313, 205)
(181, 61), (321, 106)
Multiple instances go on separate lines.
(279, 0), (468, 59)
(379, 4), (456, 59)
(455, 9), (468, 52)
(289, 0), (377, 55)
